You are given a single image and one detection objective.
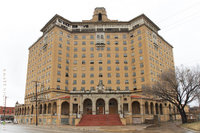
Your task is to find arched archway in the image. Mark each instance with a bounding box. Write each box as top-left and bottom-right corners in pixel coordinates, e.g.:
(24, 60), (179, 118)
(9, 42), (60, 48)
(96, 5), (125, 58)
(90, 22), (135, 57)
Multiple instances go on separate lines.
(61, 101), (70, 115)
(109, 98), (118, 114)
(155, 103), (159, 114)
(43, 104), (47, 114)
(145, 102), (149, 114)
(24, 107), (26, 115)
(39, 104), (42, 114)
(52, 102), (57, 115)
(132, 101), (140, 114)
(48, 103), (51, 114)
(160, 104), (163, 115)
(27, 107), (30, 115)
(83, 99), (92, 114)
(96, 99), (105, 114)
(150, 102), (154, 114)
(98, 13), (102, 21)
(31, 105), (34, 114)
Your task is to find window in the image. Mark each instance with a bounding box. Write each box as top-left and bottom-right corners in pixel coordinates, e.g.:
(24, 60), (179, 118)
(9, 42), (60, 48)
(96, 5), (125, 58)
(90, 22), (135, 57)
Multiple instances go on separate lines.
(82, 54), (86, 58)
(90, 87), (95, 91)
(117, 86), (120, 90)
(57, 71), (61, 75)
(116, 60), (119, 64)
(82, 35), (86, 39)
(125, 86), (129, 90)
(74, 35), (78, 39)
(115, 47), (119, 51)
(132, 72), (136, 77)
(67, 40), (70, 45)
(58, 50), (62, 55)
(108, 80), (111, 84)
(137, 29), (141, 34)
(73, 87), (76, 91)
(132, 58), (135, 63)
(58, 64), (61, 68)
(73, 73), (77, 78)
(81, 87), (85, 91)
(125, 80), (129, 84)
(123, 34), (126, 39)
(58, 57), (62, 62)
(116, 80), (120, 84)
(74, 47), (78, 52)
(99, 66), (102, 71)
(57, 78), (61, 82)
(66, 53), (70, 57)
(57, 85), (60, 90)
(131, 40), (134, 44)
(66, 66), (69, 70)
(124, 66), (128, 70)
(90, 61), (94, 64)
(139, 56), (143, 60)
(115, 41), (118, 45)
(125, 73), (128, 77)
(107, 35), (110, 39)
(82, 41), (86, 45)
(141, 70), (144, 75)
(90, 35), (94, 39)
(141, 77), (145, 82)
(82, 60), (85, 64)
(98, 60), (103, 64)
(59, 37), (62, 41)
(74, 54), (78, 58)
(90, 67), (94, 71)
(107, 60), (111, 64)
(124, 60), (128, 64)
(107, 73), (111, 77)
(74, 41), (78, 45)
(99, 53), (102, 57)
(107, 41), (110, 45)
(139, 49), (143, 54)
(67, 47), (70, 51)
(138, 43), (142, 47)
(60, 31), (63, 35)
(116, 66), (120, 71)
(58, 44), (62, 48)
(73, 60), (77, 64)
(107, 47), (110, 51)
(66, 60), (69, 64)
(140, 63), (144, 68)
(90, 53), (94, 58)
(107, 53), (111, 57)
(73, 80), (77, 85)
(65, 73), (69, 77)
(65, 80), (68, 84)
(114, 35), (118, 39)
(107, 66), (111, 71)
(90, 80), (94, 84)
(90, 41), (94, 45)
(82, 73), (85, 78)
(82, 48), (86, 52)
(132, 66), (136, 70)
(99, 73), (103, 77)
(82, 80), (85, 84)
(115, 53), (119, 58)
(123, 47), (127, 51)
(116, 73), (120, 77)
(124, 53), (127, 57)
(138, 36), (141, 40)
(133, 79), (136, 83)
(90, 73), (94, 77)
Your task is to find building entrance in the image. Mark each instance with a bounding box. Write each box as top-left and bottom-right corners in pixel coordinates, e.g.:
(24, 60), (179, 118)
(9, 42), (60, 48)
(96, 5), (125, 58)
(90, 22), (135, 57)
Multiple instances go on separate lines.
(109, 98), (118, 114)
(83, 99), (92, 114)
(96, 99), (105, 114)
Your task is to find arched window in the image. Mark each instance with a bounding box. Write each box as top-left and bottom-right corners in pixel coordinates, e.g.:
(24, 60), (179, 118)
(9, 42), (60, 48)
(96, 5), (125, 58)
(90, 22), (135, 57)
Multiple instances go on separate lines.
(132, 101), (140, 114)
(98, 13), (102, 21)
(145, 102), (149, 114)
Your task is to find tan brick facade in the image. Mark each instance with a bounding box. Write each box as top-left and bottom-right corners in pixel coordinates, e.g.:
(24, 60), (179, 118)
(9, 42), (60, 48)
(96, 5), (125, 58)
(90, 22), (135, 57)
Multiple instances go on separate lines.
(15, 7), (178, 125)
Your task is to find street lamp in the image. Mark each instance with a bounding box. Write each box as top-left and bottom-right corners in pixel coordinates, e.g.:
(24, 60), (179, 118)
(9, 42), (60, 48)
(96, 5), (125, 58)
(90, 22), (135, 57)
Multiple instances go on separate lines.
(32, 81), (40, 126)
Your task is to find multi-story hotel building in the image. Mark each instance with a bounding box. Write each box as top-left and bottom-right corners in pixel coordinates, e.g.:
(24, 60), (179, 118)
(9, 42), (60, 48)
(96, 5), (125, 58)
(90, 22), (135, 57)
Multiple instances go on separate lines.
(15, 7), (176, 125)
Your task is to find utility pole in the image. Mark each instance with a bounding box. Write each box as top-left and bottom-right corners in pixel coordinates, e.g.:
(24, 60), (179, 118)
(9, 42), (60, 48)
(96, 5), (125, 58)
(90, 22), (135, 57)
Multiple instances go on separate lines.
(2, 69), (6, 121)
(32, 81), (40, 126)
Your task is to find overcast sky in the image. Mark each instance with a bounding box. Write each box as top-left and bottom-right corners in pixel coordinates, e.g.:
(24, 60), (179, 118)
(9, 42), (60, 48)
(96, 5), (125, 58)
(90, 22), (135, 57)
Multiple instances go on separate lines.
(0, 0), (200, 107)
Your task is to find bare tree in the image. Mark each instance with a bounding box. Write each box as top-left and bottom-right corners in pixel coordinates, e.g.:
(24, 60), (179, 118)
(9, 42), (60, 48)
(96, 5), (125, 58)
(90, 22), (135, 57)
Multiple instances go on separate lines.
(143, 66), (200, 123)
